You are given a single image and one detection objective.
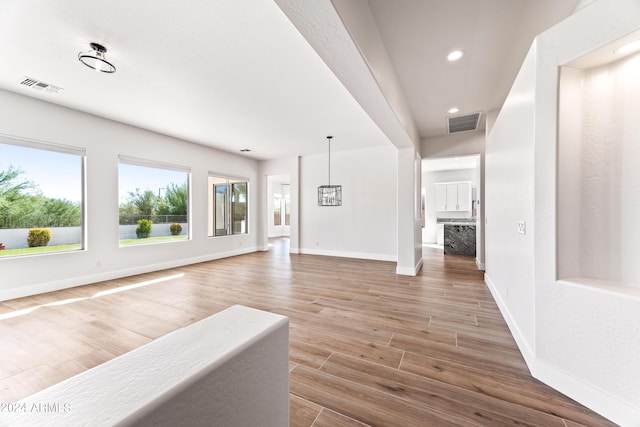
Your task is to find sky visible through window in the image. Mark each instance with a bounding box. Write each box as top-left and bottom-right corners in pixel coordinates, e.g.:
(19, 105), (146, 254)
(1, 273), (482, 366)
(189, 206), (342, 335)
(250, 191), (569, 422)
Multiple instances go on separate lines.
(118, 163), (187, 203)
(0, 143), (187, 203)
(0, 143), (81, 202)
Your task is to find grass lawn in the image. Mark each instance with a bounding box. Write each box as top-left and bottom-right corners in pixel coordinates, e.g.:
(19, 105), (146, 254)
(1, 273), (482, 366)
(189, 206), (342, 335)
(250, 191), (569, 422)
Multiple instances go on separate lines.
(119, 235), (188, 245)
(0, 244), (82, 257)
(0, 235), (187, 256)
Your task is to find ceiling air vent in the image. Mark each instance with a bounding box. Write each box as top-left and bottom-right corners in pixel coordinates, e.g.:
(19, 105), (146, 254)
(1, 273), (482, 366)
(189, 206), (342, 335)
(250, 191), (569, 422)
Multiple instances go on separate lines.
(18, 76), (63, 94)
(447, 112), (481, 133)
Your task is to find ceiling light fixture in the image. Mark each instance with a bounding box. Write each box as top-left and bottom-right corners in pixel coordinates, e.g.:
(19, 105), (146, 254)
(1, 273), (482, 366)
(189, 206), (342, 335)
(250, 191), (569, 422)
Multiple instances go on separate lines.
(615, 39), (640, 55)
(78, 43), (116, 73)
(448, 107), (459, 114)
(318, 136), (342, 207)
(447, 50), (464, 61)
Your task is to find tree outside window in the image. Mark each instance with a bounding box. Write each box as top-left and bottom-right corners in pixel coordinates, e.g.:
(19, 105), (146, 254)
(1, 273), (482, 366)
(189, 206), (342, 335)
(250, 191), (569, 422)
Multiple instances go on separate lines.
(118, 158), (190, 245)
(0, 139), (84, 257)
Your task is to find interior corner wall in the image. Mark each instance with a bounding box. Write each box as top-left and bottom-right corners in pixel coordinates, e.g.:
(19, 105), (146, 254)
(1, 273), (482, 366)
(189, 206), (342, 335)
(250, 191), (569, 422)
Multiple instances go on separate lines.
(299, 145), (397, 261)
(486, 0), (640, 423)
(0, 88), (259, 301)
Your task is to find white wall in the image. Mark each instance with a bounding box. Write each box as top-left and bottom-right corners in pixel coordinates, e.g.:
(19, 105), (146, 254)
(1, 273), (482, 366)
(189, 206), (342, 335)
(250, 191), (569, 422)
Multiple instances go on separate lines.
(0, 89), (259, 301)
(299, 145), (397, 261)
(485, 0), (640, 423)
(485, 41), (537, 358)
(422, 168), (476, 244)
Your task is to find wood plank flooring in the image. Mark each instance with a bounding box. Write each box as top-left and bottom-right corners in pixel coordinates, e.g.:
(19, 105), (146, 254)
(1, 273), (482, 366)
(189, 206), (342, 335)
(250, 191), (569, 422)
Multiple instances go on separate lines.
(0, 239), (615, 426)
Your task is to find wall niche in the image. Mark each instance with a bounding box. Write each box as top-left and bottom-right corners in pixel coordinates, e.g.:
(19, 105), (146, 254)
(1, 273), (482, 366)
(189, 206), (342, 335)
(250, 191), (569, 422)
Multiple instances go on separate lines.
(557, 32), (640, 287)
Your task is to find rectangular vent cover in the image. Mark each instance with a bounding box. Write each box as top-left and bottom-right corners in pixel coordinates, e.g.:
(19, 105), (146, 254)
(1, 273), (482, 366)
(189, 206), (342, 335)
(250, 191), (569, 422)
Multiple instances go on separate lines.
(18, 76), (63, 94)
(447, 112), (481, 133)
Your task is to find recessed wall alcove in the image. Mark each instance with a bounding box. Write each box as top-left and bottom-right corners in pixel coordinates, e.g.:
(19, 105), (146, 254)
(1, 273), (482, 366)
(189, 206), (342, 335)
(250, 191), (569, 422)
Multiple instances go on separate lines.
(558, 32), (640, 287)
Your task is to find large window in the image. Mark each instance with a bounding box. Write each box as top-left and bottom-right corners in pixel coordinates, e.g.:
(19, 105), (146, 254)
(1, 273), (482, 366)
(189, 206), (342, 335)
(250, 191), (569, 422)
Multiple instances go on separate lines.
(119, 156), (190, 246)
(208, 174), (248, 237)
(0, 136), (85, 257)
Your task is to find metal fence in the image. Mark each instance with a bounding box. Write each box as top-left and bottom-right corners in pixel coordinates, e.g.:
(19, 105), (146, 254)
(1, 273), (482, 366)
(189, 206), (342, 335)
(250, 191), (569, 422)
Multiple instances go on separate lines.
(0, 215), (81, 229)
(119, 215), (188, 225)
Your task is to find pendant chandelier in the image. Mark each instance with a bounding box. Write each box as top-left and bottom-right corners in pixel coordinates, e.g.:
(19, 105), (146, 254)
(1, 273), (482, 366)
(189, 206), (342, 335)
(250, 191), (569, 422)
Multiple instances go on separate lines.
(317, 136), (342, 206)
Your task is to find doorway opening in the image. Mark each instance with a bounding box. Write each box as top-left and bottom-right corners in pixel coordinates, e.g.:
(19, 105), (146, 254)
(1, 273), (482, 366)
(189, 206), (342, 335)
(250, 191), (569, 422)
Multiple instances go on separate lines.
(267, 174), (290, 249)
(421, 155), (480, 256)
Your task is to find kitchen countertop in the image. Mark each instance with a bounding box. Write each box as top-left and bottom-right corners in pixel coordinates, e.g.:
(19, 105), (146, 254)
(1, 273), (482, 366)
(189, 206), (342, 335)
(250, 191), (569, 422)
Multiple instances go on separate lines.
(437, 218), (477, 226)
(441, 220), (477, 256)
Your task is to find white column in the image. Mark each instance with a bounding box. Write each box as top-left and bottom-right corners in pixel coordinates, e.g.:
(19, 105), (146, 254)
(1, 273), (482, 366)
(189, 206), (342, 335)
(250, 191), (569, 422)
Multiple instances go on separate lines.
(396, 147), (423, 275)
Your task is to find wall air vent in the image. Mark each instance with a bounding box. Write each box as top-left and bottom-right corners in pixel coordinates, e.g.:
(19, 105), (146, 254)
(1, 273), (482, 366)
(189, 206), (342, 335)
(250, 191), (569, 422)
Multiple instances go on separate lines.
(18, 76), (63, 94)
(447, 112), (481, 133)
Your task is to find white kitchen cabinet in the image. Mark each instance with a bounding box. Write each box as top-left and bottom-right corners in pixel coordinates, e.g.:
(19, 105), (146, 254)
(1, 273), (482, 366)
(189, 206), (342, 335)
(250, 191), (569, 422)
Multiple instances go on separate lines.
(435, 184), (447, 211)
(435, 182), (471, 212)
(457, 182), (471, 211)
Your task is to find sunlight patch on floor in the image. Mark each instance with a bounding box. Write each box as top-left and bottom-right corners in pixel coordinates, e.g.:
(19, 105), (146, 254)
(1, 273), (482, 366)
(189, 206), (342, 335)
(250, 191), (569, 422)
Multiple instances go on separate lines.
(0, 273), (184, 321)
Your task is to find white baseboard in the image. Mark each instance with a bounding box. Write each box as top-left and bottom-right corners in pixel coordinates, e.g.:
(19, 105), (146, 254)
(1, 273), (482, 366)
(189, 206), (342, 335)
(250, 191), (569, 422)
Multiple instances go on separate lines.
(532, 359), (640, 426)
(0, 247), (259, 302)
(299, 248), (396, 262)
(396, 257), (423, 276)
(475, 258), (485, 270)
(484, 273), (640, 427)
(484, 274), (536, 366)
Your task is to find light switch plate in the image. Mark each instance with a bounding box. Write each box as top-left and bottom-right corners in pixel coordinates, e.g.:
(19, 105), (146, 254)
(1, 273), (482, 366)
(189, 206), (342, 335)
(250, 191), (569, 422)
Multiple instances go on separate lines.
(517, 221), (526, 234)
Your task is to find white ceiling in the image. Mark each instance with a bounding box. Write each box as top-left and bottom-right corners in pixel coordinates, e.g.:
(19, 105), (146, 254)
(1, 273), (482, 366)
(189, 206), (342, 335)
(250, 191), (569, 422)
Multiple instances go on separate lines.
(0, 0), (580, 160)
(367, 0), (581, 138)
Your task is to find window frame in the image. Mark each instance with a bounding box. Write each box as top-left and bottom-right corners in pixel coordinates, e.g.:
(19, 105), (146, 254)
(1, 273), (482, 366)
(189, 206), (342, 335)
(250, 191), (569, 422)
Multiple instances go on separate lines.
(208, 172), (249, 237)
(0, 134), (86, 258)
(118, 155), (191, 246)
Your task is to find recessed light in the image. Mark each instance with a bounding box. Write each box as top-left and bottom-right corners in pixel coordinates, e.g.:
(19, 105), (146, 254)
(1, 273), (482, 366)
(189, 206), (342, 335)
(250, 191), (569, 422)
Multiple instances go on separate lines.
(448, 107), (459, 114)
(615, 39), (640, 55)
(447, 50), (463, 61)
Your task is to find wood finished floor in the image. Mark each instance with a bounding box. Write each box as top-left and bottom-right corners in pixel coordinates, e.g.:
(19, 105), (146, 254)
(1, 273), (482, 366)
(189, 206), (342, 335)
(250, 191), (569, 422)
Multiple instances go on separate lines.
(0, 239), (615, 426)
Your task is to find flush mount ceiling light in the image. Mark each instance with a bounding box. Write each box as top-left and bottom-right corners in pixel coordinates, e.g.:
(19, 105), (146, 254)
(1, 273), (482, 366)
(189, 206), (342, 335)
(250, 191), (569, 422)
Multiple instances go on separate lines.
(318, 136), (342, 207)
(447, 50), (464, 61)
(615, 39), (640, 55)
(448, 107), (459, 114)
(78, 43), (116, 73)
